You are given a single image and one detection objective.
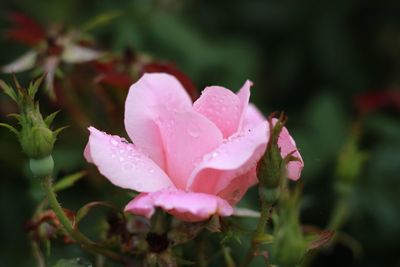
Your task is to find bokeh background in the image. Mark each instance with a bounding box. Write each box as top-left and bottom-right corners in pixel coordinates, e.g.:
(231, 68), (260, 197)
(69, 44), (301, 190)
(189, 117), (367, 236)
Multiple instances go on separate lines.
(0, 0), (399, 266)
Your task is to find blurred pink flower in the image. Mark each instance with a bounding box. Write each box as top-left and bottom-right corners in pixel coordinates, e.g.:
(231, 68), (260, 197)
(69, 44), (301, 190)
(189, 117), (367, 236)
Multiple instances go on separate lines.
(84, 73), (303, 222)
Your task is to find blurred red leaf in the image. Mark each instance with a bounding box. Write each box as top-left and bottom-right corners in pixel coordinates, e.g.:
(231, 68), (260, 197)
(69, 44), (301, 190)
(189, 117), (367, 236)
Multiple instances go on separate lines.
(355, 90), (400, 114)
(93, 60), (134, 89)
(25, 209), (76, 243)
(93, 61), (117, 73)
(6, 12), (45, 46)
(95, 73), (134, 89)
(308, 230), (335, 250)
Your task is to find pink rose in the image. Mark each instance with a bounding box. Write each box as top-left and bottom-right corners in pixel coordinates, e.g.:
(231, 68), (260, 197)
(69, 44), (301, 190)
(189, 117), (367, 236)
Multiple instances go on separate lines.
(84, 73), (303, 222)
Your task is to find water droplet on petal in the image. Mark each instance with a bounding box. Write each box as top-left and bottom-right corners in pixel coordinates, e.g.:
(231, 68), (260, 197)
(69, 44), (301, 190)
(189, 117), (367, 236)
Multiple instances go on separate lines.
(187, 124), (200, 138)
(110, 137), (118, 146)
(119, 156), (125, 162)
(111, 154), (116, 158)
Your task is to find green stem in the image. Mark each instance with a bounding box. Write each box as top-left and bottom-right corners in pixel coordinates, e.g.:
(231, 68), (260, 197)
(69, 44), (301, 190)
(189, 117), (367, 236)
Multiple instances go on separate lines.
(328, 197), (349, 230)
(31, 241), (46, 267)
(41, 174), (126, 263)
(240, 191), (271, 267)
(196, 235), (207, 267)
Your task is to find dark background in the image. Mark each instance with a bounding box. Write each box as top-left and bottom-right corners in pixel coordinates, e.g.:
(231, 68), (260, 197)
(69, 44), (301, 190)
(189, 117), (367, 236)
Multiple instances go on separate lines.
(0, 0), (399, 266)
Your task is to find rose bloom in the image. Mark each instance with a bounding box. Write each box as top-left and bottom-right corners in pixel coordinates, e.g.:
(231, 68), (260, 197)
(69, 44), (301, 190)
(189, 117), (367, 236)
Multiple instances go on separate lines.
(84, 73), (303, 222)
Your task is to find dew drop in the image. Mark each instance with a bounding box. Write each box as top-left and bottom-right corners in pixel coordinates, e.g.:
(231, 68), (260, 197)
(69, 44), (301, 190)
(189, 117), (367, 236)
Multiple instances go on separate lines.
(111, 154), (116, 158)
(149, 168), (155, 173)
(211, 151), (219, 158)
(119, 156), (125, 162)
(187, 124), (200, 138)
(110, 137), (118, 146)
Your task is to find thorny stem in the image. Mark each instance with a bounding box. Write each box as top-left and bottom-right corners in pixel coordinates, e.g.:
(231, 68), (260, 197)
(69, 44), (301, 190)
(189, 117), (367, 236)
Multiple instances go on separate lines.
(240, 189), (272, 267)
(41, 174), (127, 263)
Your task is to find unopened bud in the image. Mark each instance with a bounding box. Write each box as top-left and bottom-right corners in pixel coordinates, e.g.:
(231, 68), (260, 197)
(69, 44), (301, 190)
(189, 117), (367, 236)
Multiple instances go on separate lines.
(0, 76), (65, 169)
(20, 125), (55, 159)
(257, 115), (287, 203)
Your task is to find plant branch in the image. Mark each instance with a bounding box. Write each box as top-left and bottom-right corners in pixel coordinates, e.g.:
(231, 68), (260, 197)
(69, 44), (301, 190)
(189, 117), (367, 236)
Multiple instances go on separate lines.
(41, 174), (127, 263)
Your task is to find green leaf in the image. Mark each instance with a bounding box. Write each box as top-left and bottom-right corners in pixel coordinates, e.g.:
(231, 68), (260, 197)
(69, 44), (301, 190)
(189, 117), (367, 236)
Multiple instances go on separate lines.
(53, 258), (92, 267)
(53, 171), (86, 192)
(0, 80), (17, 102)
(253, 233), (274, 244)
(82, 10), (123, 32)
(44, 110), (60, 127)
(28, 75), (44, 97)
(75, 201), (118, 226)
(0, 123), (19, 137)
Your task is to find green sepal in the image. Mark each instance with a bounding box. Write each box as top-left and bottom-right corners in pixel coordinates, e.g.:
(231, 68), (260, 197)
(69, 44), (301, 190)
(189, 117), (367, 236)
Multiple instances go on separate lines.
(0, 123), (19, 137)
(257, 113), (287, 189)
(0, 80), (17, 102)
(44, 110), (60, 127)
(28, 75), (44, 98)
(53, 126), (69, 138)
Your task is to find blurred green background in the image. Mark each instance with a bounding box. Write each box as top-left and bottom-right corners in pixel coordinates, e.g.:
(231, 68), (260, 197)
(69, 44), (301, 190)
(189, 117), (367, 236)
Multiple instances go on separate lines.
(0, 0), (399, 266)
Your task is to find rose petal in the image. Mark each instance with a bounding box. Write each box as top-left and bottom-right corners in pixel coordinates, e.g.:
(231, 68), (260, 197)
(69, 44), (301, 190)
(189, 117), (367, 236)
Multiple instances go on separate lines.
(85, 126), (174, 192)
(236, 80), (252, 131)
(242, 103), (266, 131)
(124, 189), (233, 222)
(217, 169), (257, 205)
(193, 86), (242, 138)
(155, 108), (223, 189)
(187, 122), (269, 195)
(275, 119), (304, 180)
(124, 73), (192, 169)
